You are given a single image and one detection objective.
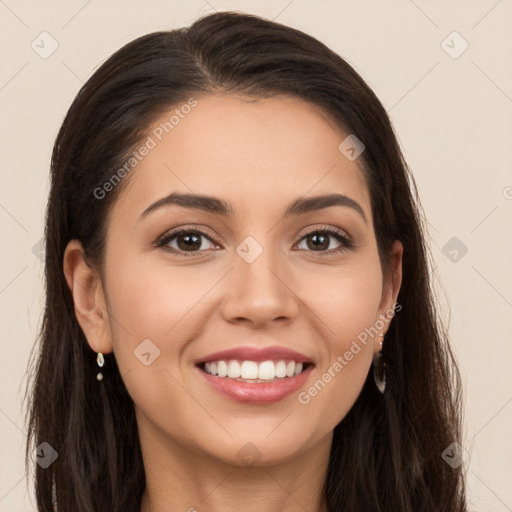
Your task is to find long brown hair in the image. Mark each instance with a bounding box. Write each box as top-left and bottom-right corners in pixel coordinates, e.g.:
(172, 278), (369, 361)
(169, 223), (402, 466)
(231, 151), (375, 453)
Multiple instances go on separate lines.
(25, 11), (466, 511)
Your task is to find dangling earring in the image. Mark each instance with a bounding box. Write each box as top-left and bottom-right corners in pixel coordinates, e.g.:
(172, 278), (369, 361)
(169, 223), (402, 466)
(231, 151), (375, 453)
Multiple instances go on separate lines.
(96, 352), (105, 381)
(373, 333), (386, 393)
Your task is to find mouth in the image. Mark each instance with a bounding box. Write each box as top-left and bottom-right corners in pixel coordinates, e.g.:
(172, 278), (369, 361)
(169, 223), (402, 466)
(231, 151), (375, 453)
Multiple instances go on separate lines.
(195, 357), (315, 404)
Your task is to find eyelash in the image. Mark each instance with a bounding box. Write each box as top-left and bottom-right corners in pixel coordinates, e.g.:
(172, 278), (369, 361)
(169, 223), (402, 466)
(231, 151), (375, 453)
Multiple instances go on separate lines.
(155, 226), (354, 257)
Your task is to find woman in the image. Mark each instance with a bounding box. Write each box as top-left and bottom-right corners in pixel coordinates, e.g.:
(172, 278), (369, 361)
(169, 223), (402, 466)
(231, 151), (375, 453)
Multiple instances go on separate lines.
(25, 11), (467, 512)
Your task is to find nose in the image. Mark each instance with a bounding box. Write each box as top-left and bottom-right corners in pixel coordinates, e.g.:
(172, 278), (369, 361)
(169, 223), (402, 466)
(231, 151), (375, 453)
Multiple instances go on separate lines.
(221, 245), (299, 328)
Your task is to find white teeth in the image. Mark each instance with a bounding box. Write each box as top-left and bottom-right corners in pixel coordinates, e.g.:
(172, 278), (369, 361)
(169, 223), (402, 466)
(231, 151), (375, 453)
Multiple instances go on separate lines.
(258, 361), (275, 380)
(275, 360), (287, 378)
(227, 360), (240, 378)
(202, 359), (308, 380)
(217, 361), (228, 377)
(240, 361), (259, 379)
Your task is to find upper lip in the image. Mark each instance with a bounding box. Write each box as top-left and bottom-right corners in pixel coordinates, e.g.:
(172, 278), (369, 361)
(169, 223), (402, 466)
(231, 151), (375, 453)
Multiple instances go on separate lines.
(195, 345), (314, 365)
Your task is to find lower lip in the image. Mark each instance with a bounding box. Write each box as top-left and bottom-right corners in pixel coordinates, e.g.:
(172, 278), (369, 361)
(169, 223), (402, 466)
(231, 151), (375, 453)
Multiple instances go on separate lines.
(197, 365), (314, 404)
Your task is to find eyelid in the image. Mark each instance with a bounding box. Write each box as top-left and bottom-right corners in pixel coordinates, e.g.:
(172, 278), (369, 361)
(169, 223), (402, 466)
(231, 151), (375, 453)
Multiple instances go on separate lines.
(300, 225), (350, 239)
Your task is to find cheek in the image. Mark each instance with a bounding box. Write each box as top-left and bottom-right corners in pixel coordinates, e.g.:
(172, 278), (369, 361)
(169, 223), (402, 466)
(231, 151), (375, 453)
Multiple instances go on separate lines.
(297, 252), (384, 346)
(102, 258), (213, 440)
(105, 256), (214, 344)
(102, 255), (228, 407)
(293, 254), (383, 422)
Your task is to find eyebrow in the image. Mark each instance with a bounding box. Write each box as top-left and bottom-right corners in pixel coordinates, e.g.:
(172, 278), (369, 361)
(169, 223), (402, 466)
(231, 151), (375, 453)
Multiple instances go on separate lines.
(138, 192), (367, 225)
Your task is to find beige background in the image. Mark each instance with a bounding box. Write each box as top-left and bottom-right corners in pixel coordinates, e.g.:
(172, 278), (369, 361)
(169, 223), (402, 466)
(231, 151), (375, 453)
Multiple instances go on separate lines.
(1, 1), (511, 510)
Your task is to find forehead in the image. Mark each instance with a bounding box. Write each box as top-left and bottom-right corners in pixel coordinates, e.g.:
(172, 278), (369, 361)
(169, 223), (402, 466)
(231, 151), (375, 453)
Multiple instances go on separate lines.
(113, 94), (371, 224)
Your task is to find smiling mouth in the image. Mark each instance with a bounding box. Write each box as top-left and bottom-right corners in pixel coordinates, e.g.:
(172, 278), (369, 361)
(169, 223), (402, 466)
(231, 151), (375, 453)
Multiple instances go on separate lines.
(198, 359), (312, 382)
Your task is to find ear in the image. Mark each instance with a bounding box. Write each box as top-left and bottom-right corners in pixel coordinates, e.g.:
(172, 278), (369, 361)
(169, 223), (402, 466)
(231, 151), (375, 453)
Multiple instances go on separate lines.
(63, 239), (113, 354)
(374, 240), (403, 356)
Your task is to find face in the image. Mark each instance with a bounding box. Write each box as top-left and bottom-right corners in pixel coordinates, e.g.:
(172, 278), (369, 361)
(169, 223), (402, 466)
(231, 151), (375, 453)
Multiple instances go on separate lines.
(67, 94), (402, 468)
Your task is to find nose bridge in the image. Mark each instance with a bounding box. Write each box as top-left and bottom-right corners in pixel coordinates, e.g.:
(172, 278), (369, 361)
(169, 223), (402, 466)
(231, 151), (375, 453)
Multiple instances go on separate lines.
(222, 234), (298, 324)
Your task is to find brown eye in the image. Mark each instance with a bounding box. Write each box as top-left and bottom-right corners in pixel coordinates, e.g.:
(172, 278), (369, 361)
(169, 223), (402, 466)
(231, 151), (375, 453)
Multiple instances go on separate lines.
(157, 228), (218, 256)
(296, 228), (353, 254)
(174, 232), (203, 251)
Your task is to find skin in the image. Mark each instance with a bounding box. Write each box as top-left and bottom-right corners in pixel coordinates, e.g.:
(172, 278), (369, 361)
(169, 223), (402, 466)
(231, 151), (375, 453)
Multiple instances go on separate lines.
(64, 94), (402, 512)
